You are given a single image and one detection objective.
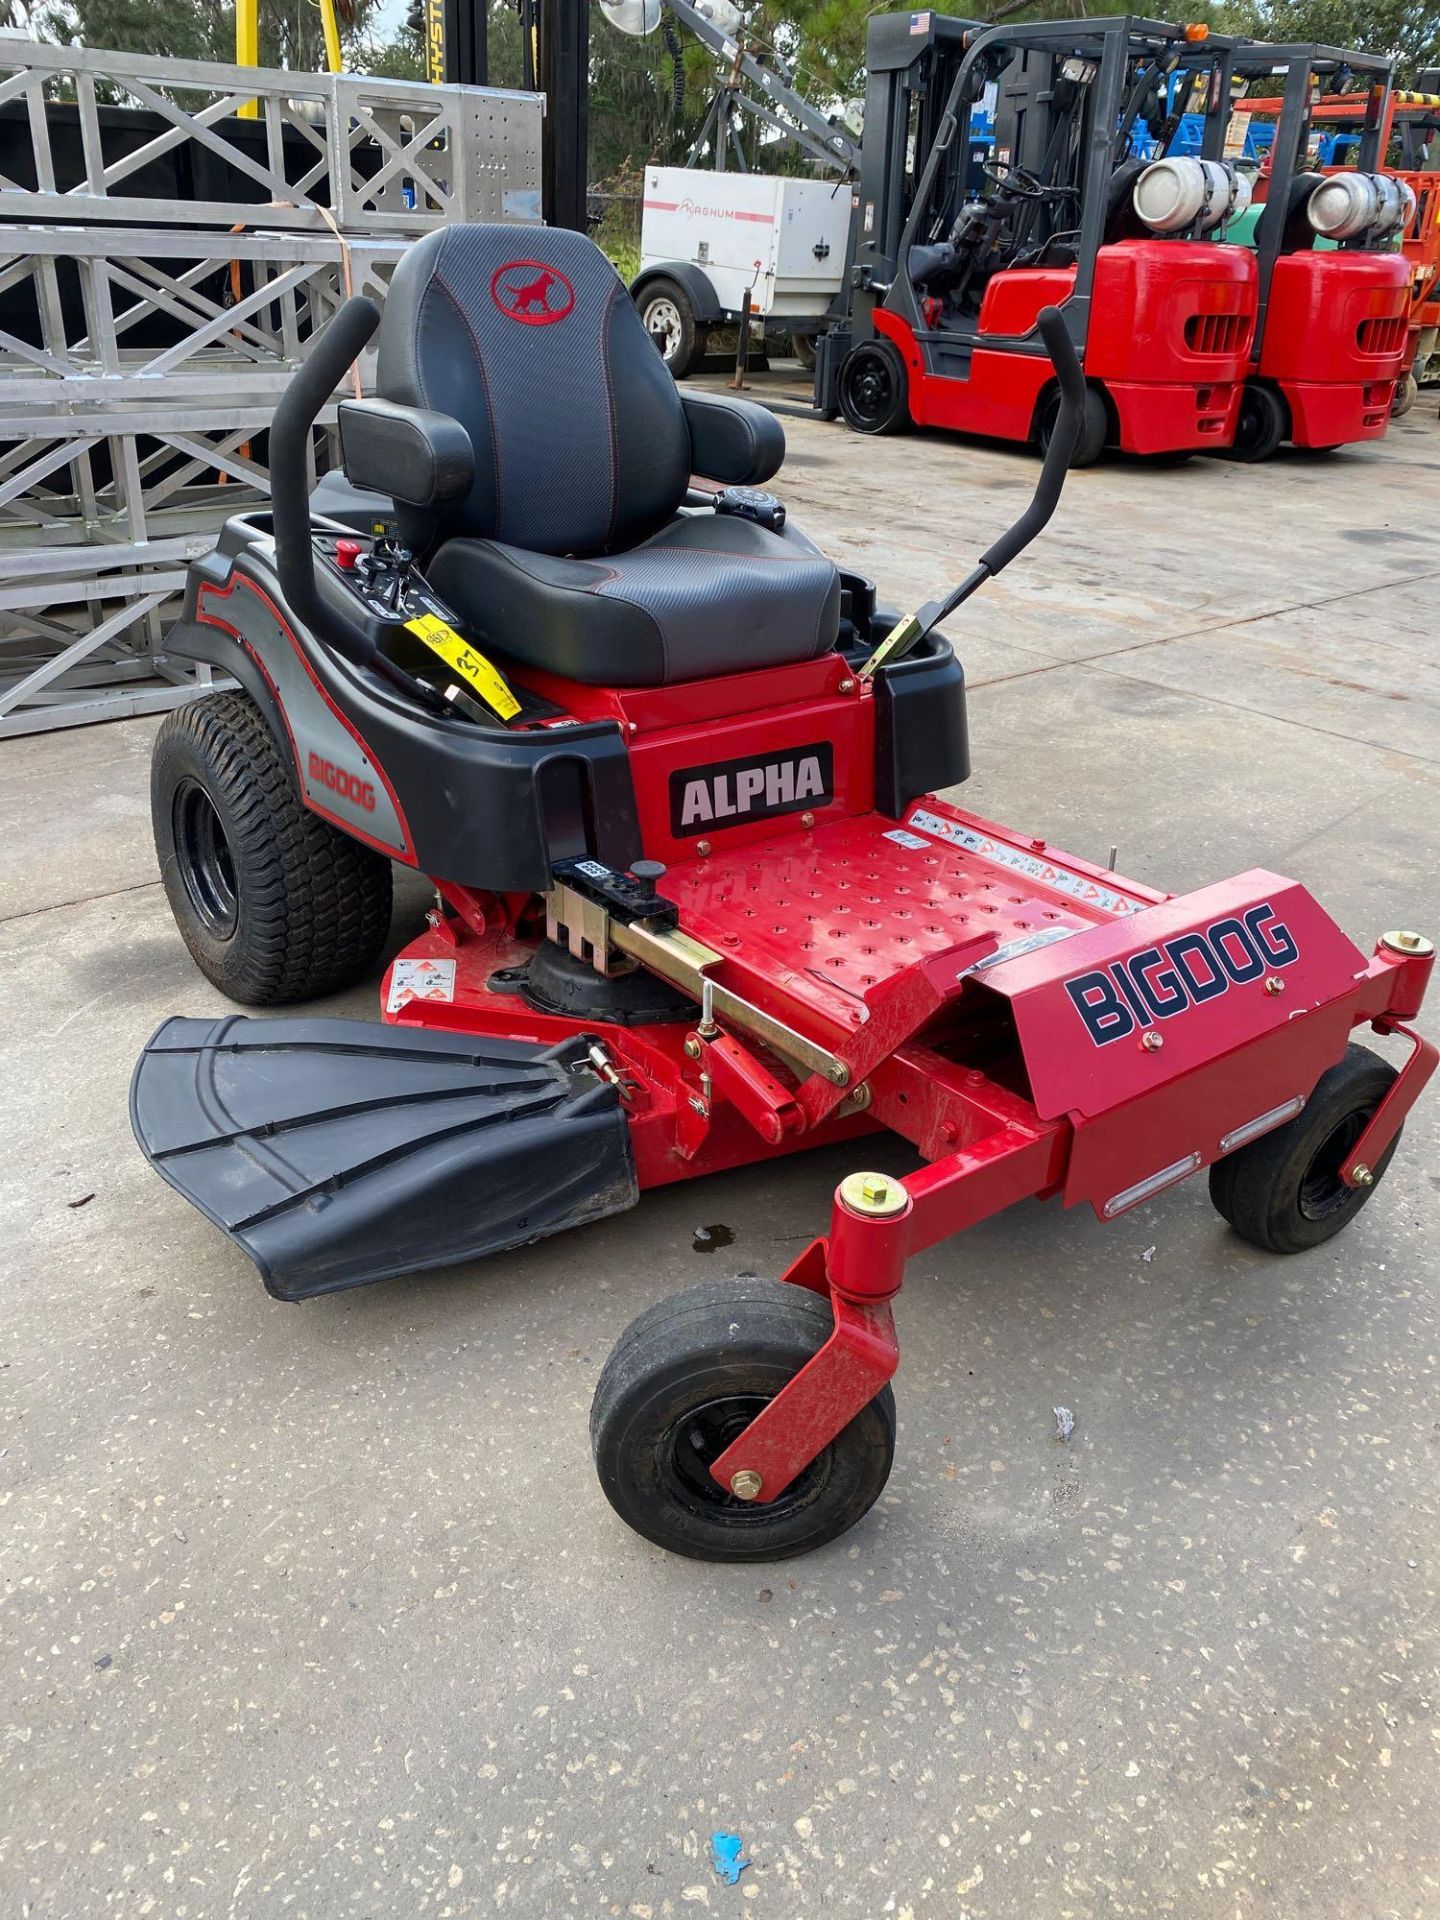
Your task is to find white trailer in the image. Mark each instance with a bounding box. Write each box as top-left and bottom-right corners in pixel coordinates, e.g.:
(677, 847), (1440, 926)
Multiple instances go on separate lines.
(632, 165), (851, 376)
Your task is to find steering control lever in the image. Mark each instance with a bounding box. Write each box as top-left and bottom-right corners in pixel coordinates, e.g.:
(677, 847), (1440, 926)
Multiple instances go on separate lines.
(858, 305), (1085, 677)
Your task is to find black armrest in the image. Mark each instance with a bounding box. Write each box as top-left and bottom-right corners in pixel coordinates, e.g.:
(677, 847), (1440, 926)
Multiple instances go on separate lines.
(680, 391), (785, 486)
(337, 397), (473, 508)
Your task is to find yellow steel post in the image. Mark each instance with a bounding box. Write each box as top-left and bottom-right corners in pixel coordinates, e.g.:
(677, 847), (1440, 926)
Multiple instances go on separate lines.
(319, 0), (344, 74)
(236, 0), (259, 117)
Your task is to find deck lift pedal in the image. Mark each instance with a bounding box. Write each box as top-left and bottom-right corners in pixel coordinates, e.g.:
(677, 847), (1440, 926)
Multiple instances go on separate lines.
(818, 13), (1260, 462)
(131, 222), (1434, 1561)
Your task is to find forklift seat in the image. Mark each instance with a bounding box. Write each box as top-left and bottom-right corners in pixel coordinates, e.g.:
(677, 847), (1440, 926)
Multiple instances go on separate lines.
(359, 224), (841, 688)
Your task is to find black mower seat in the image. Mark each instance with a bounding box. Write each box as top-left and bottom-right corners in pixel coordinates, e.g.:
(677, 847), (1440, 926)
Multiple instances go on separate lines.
(358, 222), (841, 687)
(428, 511), (839, 689)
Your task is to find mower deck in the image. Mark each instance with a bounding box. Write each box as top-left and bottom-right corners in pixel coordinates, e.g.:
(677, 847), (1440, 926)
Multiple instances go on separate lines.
(397, 800), (1157, 1053)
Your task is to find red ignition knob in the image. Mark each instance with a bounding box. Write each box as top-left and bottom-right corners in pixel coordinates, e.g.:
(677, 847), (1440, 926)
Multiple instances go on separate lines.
(334, 537), (363, 571)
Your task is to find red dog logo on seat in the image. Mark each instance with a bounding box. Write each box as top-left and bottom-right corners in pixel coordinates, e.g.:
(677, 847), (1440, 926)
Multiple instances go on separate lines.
(490, 259), (576, 326)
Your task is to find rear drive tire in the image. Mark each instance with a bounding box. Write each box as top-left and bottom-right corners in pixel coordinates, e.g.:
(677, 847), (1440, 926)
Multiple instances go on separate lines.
(1036, 382), (1109, 466)
(1391, 372), (1419, 418)
(637, 277), (705, 378)
(1227, 382), (1288, 462)
(591, 1278), (896, 1561)
(1209, 1044), (1400, 1255)
(152, 692), (393, 1006)
(837, 339), (911, 435)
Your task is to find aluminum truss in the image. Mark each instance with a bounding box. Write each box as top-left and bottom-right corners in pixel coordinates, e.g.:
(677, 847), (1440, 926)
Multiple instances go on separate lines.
(0, 42), (543, 737)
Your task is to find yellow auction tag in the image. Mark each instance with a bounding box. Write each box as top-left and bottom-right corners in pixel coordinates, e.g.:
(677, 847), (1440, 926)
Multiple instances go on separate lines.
(404, 613), (521, 722)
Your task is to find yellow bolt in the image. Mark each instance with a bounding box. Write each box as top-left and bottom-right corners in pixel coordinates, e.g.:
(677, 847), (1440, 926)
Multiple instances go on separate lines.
(1352, 1163), (1374, 1187)
(729, 1470), (763, 1500)
(839, 1170), (910, 1216)
(1381, 929), (1433, 958)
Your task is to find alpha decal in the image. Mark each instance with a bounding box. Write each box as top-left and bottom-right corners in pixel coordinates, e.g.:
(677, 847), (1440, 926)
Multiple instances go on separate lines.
(1065, 903), (1300, 1046)
(489, 260), (576, 326)
(670, 743), (834, 836)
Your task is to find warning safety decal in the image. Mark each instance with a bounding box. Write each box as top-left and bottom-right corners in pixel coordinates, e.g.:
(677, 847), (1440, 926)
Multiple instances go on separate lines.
(386, 957), (457, 1013)
(905, 809), (1143, 917)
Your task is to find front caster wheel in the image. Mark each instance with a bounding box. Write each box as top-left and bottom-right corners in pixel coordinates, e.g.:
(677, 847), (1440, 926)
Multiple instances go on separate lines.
(1209, 1043), (1400, 1254)
(590, 1278), (896, 1561)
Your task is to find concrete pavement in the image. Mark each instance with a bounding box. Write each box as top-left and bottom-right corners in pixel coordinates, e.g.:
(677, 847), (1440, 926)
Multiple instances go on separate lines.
(2, 404), (1438, 1919)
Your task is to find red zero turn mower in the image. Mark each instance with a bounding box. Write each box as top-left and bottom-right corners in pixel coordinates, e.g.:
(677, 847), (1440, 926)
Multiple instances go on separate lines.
(132, 224), (1435, 1562)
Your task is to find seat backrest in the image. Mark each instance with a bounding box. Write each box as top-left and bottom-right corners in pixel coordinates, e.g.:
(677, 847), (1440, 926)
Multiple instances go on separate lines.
(377, 224), (691, 557)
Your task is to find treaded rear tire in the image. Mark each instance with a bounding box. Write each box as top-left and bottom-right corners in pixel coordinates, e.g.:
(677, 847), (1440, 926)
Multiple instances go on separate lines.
(1208, 1043), (1399, 1254)
(591, 1277), (896, 1561)
(152, 692), (393, 1006)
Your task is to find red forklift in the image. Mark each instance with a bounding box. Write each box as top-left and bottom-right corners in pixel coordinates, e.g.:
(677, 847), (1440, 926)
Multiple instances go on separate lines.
(1222, 45), (1413, 458)
(817, 13), (1258, 463)
(1244, 64), (1436, 439)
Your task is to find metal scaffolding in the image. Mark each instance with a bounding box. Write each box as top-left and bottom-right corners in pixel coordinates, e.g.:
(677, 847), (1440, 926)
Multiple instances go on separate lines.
(0, 41), (544, 737)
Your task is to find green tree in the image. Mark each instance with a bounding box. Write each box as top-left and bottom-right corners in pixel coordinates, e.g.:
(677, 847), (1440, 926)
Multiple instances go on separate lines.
(35, 0), (422, 79)
(1215, 0), (1440, 81)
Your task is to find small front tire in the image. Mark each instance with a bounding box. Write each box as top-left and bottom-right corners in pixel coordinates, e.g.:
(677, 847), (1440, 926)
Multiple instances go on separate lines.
(1036, 382), (1109, 467)
(837, 339), (911, 435)
(1227, 382), (1288, 463)
(152, 692), (393, 1006)
(1209, 1043), (1400, 1255)
(591, 1278), (896, 1561)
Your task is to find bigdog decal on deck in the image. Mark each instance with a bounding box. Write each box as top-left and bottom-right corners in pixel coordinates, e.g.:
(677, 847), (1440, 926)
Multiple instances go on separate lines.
(1065, 903), (1300, 1045)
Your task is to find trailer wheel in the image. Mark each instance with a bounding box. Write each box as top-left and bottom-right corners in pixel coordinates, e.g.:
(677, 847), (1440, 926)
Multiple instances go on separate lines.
(1036, 382), (1108, 466)
(1228, 382), (1288, 463)
(1209, 1044), (1400, 1255)
(636, 277), (706, 378)
(837, 340), (911, 435)
(152, 692), (393, 1006)
(591, 1278), (896, 1561)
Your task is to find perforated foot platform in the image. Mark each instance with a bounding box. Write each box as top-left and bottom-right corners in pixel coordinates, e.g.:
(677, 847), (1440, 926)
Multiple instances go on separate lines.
(131, 1016), (637, 1299)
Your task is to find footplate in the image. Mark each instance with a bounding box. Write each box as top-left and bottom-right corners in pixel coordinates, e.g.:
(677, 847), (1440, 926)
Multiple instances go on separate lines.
(131, 1017), (637, 1299)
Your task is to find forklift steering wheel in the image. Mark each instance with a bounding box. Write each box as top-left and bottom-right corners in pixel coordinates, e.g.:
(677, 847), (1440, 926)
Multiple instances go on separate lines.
(982, 161), (1068, 201)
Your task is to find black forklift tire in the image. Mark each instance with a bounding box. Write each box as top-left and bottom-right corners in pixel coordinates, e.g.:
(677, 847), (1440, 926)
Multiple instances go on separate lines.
(152, 692), (393, 1006)
(1392, 372), (1418, 419)
(1227, 382), (1288, 463)
(837, 340), (911, 435)
(591, 1277), (896, 1561)
(637, 277), (705, 378)
(1208, 1044), (1400, 1255)
(791, 330), (818, 370)
(1036, 380), (1109, 466)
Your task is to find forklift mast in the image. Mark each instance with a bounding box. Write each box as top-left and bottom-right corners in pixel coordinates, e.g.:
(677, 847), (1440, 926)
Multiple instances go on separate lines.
(1226, 45), (1393, 329)
(827, 12), (1237, 393)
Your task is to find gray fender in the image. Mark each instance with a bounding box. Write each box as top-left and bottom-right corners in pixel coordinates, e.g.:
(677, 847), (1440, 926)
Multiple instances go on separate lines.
(630, 262), (725, 325)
